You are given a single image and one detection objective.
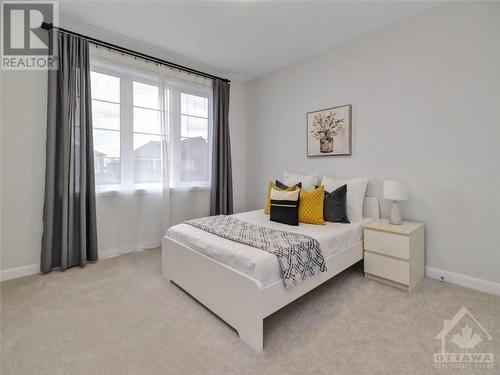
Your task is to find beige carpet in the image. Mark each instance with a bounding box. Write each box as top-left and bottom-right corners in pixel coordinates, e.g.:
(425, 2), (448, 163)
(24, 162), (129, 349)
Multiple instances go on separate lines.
(1, 248), (499, 375)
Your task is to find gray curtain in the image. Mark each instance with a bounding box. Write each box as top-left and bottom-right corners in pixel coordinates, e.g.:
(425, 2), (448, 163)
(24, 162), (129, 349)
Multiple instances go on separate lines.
(210, 80), (233, 215)
(41, 31), (98, 273)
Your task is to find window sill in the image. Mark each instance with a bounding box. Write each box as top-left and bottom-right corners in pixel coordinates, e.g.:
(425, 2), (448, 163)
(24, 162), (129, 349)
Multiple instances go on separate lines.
(96, 186), (161, 197)
(96, 184), (210, 197)
(170, 185), (211, 193)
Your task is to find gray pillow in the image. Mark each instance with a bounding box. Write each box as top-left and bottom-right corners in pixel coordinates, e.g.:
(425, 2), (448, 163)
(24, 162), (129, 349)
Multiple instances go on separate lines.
(322, 184), (350, 223)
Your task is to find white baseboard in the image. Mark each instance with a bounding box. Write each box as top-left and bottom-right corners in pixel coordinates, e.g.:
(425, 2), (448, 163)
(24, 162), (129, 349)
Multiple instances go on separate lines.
(0, 242), (161, 282)
(99, 242), (161, 259)
(0, 263), (40, 282)
(426, 266), (500, 297)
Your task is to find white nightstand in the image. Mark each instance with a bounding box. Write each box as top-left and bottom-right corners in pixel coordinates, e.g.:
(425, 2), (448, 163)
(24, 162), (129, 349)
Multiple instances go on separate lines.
(364, 219), (425, 292)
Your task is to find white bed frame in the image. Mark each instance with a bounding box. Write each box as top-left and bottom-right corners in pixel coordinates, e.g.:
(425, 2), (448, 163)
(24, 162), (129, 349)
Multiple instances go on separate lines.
(162, 197), (379, 352)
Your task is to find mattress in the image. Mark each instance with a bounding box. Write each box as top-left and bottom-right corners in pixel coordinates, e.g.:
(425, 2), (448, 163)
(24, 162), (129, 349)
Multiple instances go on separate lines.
(167, 210), (373, 287)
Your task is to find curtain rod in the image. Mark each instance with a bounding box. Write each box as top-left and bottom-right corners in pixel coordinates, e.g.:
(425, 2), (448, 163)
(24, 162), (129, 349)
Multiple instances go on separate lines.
(41, 22), (230, 83)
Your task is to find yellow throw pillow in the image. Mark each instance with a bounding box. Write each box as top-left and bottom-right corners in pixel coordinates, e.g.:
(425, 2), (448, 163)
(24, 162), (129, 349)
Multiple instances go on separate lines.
(264, 181), (299, 214)
(299, 186), (325, 225)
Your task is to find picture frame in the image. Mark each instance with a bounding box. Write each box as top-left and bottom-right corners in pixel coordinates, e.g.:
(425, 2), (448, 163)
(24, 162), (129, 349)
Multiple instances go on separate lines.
(306, 104), (352, 157)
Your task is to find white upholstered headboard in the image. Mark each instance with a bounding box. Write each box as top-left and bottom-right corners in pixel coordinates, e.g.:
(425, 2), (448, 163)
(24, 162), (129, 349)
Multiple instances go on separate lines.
(363, 197), (380, 219)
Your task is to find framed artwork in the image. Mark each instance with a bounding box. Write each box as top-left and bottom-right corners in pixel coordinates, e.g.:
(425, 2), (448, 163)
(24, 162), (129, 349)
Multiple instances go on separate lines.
(306, 104), (352, 156)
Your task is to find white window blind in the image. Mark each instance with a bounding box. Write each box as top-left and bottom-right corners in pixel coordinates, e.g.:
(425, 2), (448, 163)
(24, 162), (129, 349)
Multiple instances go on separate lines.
(90, 57), (212, 192)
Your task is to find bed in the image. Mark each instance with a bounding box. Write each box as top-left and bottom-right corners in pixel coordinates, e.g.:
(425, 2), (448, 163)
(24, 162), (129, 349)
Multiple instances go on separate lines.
(162, 197), (380, 352)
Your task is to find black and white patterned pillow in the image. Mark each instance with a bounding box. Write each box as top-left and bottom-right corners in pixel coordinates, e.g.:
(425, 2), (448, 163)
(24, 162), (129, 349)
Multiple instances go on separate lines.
(270, 188), (300, 226)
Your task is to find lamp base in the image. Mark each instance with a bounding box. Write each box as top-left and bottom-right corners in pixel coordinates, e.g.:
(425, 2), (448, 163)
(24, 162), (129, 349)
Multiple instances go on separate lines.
(389, 201), (402, 225)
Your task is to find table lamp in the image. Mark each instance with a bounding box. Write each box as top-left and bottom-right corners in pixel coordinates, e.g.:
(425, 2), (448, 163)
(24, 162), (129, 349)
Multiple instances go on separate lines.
(384, 180), (408, 225)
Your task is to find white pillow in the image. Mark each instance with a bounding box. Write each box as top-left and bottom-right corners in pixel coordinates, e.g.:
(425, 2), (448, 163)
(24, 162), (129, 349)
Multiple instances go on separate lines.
(283, 172), (318, 192)
(321, 176), (368, 221)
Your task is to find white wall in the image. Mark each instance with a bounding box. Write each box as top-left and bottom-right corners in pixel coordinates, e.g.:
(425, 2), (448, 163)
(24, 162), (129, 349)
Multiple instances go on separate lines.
(1, 69), (47, 272)
(228, 80), (248, 213)
(246, 3), (500, 285)
(0, 23), (248, 275)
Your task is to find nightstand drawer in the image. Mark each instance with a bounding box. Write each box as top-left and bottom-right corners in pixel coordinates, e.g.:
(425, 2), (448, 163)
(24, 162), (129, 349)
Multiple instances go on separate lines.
(364, 229), (410, 260)
(364, 252), (409, 285)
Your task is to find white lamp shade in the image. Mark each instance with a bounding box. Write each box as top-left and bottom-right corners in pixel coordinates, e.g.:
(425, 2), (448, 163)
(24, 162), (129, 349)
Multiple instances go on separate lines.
(384, 180), (408, 201)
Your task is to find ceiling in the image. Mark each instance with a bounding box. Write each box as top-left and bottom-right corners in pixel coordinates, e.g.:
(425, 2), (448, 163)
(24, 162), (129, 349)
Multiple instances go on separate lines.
(59, 1), (436, 81)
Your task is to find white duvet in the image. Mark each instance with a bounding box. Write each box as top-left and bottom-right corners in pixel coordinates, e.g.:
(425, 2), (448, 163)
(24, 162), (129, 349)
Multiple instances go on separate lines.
(167, 210), (373, 287)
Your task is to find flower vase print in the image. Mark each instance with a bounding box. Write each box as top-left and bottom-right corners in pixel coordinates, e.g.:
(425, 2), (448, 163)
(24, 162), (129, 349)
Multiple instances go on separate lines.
(307, 104), (352, 156)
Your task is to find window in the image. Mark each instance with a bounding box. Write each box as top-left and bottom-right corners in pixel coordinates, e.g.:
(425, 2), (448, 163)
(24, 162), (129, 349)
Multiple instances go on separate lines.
(133, 81), (163, 184)
(90, 62), (212, 191)
(91, 72), (121, 185)
(180, 93), (209, 183)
